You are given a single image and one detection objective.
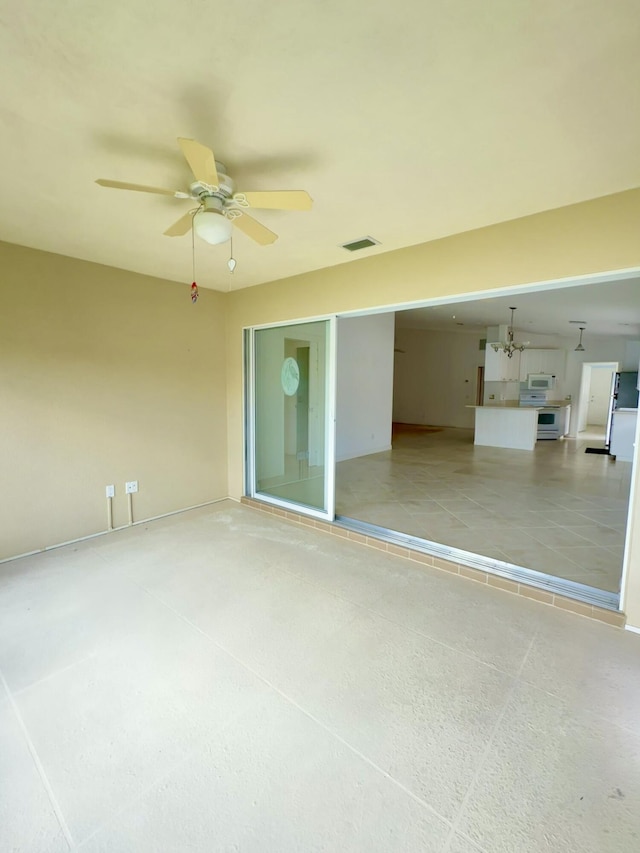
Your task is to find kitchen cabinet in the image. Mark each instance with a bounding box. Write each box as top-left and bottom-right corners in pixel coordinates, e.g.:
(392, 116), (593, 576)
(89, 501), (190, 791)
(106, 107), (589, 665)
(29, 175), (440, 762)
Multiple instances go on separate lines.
(484, 346), (521, 381)
(519, 348), (565, 382)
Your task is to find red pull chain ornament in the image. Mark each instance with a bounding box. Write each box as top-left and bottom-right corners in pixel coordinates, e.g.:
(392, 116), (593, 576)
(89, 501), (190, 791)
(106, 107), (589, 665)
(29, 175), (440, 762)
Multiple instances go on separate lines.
(190, 215), (199, 303)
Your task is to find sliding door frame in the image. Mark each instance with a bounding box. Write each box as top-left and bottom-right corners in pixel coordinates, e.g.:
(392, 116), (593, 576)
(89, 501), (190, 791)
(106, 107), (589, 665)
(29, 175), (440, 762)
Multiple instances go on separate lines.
(244, 315), (337, 521)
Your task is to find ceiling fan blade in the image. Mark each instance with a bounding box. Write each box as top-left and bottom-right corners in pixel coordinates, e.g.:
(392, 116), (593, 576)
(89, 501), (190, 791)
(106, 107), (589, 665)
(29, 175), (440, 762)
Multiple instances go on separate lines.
(163, 210), (196, 237)
(239, 190), (312, 210)
(96, 179), (190, 198)
(232, 212), (278, 245)
(177, 138), (219, 187)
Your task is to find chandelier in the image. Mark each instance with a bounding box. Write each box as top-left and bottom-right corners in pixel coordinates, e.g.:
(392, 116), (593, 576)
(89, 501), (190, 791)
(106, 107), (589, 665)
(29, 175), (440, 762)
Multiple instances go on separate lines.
(488, 307), (530, 359)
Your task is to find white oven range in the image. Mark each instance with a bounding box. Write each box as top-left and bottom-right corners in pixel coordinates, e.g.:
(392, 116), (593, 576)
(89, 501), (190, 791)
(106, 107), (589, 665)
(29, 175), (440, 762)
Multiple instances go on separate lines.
(519, 391), (562, 440)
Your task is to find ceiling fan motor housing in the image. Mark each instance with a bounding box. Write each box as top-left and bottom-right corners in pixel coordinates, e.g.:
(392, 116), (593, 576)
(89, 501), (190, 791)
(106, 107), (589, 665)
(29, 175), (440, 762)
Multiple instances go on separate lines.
(190, 162), (235, 201)
(202, 196), (225, 213)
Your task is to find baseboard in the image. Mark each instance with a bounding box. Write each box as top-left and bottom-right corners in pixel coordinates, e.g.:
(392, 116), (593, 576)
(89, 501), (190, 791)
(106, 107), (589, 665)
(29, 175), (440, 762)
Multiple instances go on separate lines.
(625, 624), (640, 635)
(336, 444), (392, 462)
(0, 498), (230, 565)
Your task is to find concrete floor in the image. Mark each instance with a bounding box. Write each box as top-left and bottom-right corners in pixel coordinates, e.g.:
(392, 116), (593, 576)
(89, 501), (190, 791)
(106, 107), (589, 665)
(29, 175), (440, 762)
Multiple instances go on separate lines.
(1, 501), (639, 852)
(336, 425), (632, 593)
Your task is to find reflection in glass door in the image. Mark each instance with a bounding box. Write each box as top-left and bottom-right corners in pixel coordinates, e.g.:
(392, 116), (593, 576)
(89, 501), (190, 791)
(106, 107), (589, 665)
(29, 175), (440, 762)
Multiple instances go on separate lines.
(248, 319), (335, 519)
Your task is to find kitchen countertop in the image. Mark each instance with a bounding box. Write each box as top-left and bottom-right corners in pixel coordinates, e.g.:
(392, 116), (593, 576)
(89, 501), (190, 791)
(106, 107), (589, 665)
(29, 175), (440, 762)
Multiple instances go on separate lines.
(466, 401), (571, 409)
(466, 403), (536, 409)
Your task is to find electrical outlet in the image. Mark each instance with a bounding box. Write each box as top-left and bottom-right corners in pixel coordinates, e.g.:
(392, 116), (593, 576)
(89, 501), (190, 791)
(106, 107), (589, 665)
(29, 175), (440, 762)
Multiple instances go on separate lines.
(125, 481), (138, 494)
(106, 485), (115, 498)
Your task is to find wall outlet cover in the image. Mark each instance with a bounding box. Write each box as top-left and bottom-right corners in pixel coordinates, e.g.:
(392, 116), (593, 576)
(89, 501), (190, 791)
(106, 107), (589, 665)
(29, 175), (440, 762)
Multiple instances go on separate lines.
(125, 481), (139, 494)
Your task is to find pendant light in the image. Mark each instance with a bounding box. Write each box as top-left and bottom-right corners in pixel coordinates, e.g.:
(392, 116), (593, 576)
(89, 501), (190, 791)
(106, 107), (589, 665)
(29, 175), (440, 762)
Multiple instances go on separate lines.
(575, 326), (586, 352)
(488, 307), (530, 359)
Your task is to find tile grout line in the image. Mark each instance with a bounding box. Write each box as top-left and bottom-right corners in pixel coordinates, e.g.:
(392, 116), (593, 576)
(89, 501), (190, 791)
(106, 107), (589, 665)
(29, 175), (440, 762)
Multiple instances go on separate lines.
(0, 667), (76, 851)
(440, 633), (538, 853)
(133, 579), (456, 834)
(11, 653), (100, 700)
(224, 527), (523, 679)
(74, 750), (198, 850)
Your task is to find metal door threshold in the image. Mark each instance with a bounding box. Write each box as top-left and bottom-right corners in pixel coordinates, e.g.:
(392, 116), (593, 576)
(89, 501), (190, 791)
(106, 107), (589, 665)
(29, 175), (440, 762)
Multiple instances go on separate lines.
(335, 515), (620, 611)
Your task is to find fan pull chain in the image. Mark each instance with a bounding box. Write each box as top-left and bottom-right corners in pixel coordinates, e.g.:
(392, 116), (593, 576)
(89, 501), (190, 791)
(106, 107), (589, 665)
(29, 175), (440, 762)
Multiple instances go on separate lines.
(228, 236), (237, 273)
(191, 216), (199, 303)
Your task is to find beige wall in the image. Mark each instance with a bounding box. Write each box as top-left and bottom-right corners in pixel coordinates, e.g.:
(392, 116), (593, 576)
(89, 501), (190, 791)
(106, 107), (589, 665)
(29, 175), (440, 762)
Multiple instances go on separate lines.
(226, 188), (640, 623)
(0, 242), (228, 560)
(393, 328), (484, 428)
(2, 188), (640, 623)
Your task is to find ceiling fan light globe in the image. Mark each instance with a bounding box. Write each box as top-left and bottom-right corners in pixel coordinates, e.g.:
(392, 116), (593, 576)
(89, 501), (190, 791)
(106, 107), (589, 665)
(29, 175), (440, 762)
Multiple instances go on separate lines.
(193, 210), (233, 245)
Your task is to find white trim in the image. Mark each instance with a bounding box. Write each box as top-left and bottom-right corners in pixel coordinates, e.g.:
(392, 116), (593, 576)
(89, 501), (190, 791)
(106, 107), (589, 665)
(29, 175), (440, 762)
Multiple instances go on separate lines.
(0, 499), (229, 564)
(624, 624), (640, 635)
(246, 317), (336, 522)
(244, 313), (336, 332)
(326, 316), (337, 520)
(249, 328), (257, 496)
(335, 267), (640, 320)
(238, 268), (640, 327)
(244, 328), (256, 497)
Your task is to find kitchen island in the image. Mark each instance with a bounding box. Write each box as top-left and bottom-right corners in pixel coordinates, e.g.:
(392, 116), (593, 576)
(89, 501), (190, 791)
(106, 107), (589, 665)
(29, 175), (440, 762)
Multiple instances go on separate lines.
(467, 403), (539, 451)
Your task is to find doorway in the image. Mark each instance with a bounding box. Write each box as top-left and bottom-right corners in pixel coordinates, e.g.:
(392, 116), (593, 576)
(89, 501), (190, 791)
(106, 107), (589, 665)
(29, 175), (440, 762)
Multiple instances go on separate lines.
(577, 362), (618, 444)
(331, 305), (634, 610)
(244, 273), (638, 612)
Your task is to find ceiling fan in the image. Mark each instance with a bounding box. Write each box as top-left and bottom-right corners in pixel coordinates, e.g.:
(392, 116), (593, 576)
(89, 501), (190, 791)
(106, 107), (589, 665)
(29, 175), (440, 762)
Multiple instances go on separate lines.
(96, 138), (313, 246)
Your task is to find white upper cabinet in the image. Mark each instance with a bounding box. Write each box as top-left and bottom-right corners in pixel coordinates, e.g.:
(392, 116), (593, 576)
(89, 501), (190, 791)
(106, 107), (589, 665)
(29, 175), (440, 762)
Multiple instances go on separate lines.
(519, 348), (565, 381)
(484, 346), (521, 381)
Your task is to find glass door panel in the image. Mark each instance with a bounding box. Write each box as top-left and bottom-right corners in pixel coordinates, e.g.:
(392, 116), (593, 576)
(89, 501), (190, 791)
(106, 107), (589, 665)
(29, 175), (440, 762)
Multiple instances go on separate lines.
(251, 319), (334, 517)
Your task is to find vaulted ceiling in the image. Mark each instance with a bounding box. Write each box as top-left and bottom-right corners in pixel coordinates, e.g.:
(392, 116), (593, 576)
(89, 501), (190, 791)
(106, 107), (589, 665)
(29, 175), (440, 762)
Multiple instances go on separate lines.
(1, 1), (639, 291)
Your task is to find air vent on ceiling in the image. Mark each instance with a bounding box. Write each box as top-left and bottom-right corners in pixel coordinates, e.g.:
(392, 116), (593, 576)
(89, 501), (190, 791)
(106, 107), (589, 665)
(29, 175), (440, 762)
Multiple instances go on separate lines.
(340, 236), (380, 252)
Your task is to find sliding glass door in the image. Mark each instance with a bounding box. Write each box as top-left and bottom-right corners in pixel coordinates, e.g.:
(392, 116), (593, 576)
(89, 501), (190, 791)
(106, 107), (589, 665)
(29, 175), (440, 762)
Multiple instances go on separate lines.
(247, 318), (335, 519)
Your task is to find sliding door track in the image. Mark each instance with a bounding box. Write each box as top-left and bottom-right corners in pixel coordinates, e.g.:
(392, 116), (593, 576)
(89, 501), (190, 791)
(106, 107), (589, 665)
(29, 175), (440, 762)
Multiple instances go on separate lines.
(335, 515), (620, 612)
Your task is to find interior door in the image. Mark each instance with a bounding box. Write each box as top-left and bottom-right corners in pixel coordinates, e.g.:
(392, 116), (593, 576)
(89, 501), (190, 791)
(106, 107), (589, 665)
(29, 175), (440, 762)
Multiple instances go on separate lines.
(248, 319), (335, 519)
(588, 367), (616, 425)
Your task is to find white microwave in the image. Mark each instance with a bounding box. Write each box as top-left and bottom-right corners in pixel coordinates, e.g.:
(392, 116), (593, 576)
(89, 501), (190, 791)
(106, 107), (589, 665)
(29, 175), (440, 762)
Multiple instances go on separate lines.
(527, 373), (555, 390)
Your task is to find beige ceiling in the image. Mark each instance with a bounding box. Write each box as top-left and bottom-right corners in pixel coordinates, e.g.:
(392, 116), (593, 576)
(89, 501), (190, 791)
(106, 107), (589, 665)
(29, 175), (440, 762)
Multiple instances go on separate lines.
(1, 1), (639, 292)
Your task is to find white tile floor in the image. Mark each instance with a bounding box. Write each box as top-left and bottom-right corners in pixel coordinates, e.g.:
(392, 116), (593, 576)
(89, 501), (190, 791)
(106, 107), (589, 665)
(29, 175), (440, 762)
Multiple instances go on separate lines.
(336, 425), (632, 593)
(1, 502), (640, 852)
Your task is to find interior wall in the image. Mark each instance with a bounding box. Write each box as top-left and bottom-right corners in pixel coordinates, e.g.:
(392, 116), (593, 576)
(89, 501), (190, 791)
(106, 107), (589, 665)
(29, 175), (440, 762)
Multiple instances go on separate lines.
(336, 314), (394, 460)
(226, 187), (640, 625)
(624, 340), (640, 371)
(0, 241), (228, 560)
(392, 328), (483, 429)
